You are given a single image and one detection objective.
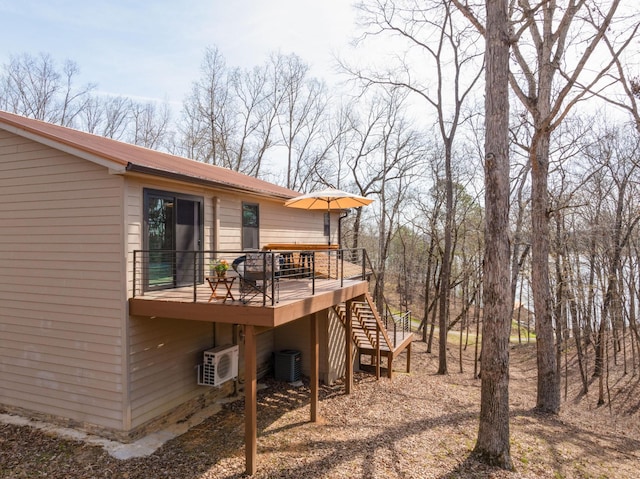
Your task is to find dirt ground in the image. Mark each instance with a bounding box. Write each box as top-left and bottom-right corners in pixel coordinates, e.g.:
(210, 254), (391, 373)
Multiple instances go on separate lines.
(1, 337), (639, 478)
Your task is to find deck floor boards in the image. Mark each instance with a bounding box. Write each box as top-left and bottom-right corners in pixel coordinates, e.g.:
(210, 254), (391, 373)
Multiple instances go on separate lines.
(133, 276), (363, 307)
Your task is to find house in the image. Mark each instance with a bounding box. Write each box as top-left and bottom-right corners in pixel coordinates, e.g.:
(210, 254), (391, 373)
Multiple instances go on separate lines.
(0, 110), (412, 474)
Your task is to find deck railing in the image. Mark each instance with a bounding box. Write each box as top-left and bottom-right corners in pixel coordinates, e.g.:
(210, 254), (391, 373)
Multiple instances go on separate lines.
(361, 250), (413, 346)
(131, 248), (369, 305)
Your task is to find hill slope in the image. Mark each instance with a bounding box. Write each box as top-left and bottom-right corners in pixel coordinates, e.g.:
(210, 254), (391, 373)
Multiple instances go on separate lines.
(1, 338), (639, 478)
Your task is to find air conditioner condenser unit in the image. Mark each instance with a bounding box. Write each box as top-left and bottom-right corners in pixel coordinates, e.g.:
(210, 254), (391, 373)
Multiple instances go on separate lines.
(197, 344), (239, 387)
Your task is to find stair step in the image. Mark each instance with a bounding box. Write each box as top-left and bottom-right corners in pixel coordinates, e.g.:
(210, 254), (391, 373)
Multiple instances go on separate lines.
(333, 292), (403, 354)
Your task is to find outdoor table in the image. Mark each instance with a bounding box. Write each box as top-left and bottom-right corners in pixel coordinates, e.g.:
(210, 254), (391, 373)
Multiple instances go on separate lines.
(206, 276), (236, 302)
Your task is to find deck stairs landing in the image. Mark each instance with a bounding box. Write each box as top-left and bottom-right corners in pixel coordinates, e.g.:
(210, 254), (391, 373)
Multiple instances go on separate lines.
(333, 292), (413, 379)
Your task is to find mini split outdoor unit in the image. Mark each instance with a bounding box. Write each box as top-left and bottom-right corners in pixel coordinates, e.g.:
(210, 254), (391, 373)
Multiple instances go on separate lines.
(197, 344), (239, 387)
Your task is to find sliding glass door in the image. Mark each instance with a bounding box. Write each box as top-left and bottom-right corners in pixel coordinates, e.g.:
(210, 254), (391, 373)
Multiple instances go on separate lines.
(144, 189), (203, 290)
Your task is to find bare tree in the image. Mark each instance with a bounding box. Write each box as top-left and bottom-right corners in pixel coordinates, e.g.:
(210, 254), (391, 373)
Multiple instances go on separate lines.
(0, 52), (94, 125)
(179, 47), (235, 167)
(1, 52), (179, 152)
(410, 157), (445, 346)
(178, 48), (331, 183)
(342, 95), (387, 250)
(472, 0), (513, 468)
(584, 128), (640, 405)
(129, 100), (172, 150)
(455, 0), (636, 415)
(371, 96), (425, 309)
(275, 53), (330, 191)
(77, 94), (133, 142)
(594, 16), (640, 129)
(351, 0), (484, 374)
(343, 90), (426, 307)
(229, 63), (279, 176)
(101, 96), (131, 140)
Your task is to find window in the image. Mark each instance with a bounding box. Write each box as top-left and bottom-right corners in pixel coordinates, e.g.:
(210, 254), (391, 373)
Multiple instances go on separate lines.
(242, 202), (259, 250)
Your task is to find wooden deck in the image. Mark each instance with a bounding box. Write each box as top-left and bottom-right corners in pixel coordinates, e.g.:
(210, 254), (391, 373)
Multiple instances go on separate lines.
(129, 276), (370, 327)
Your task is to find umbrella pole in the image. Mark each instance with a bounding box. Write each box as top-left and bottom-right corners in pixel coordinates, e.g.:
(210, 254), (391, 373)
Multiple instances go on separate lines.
(327, 205), (331, 247)
(327, 206), (331, 278)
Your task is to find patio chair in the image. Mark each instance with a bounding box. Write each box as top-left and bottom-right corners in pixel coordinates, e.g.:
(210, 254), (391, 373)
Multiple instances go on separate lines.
(232, 253), (280, 304)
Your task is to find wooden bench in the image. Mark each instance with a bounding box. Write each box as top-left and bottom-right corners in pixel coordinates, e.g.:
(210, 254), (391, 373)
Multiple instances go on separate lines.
(263, 243), (339, 250)
(263, 244), (339, 278)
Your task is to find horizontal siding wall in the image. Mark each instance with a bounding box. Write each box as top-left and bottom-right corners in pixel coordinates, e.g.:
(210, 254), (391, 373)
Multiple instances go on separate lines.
(125, 178), (215, 296)
(274, 317), (312, 376)
(259, 198), (331, 246)
(123, 178), (334, 429)
(237, 328), (274, 379)
(217, 193), (332, 249)
(125, 178), (219, 429)
(0, 130), (125, 430)
(326, 310), (346, 384)
(128, 316), (215, 428)
(273, 311), (333, 382)
(274, 311), (343, 385)
(125, 178), (328, 428)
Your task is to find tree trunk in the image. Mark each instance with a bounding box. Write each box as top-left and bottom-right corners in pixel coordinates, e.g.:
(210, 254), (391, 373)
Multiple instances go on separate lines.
(474, 273), (482, 380)
(350, 207), (363, 252)
(437, 140), (454, 375)
(473, 0), (513, 469)
(566, 248), (588, 394)
(531, 133), (560, 414)
(421, 236), (436, 342)
(427, 262), (441, 353)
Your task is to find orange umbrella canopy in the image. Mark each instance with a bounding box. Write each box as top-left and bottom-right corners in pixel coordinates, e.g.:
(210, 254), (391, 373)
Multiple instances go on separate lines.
(284, 188), (373, 246)
(284, 187), (373, 210)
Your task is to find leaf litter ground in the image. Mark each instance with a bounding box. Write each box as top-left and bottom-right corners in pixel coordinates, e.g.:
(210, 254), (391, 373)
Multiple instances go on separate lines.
(1, 338), (639, 478)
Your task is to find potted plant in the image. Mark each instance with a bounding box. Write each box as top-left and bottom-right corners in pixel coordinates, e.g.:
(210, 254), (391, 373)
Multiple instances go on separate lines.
(211, 259), (229, 278)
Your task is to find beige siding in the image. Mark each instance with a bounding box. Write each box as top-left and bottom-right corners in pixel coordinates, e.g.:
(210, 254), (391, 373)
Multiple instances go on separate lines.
(238, 328), (274, 379)
(123, 185), (334, 252)
(217, 193), (242, 250)
(259, 198), (331, 246)
(122, 176), (339, 430)
(326, 310), (346, 384)
(128, 316), (215, 428)
(256, 329), (275, 377)
(273, 310), (345, 385)
(274, 318), (310, 374)
(0, 131), (126, 430)
(125, 178), (224, 428)
(124, 177), (218, 249)
(1, 125), (348, 437)
(274, 310), (338, 384)
(216, 192), (333, 249)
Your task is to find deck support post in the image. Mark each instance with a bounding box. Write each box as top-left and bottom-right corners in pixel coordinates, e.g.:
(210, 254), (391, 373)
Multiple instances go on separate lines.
(244, 325), (257, 476)
(406, 341), (412, 373)
(376, 325), (381, 380)
(345, 299), (353, 394)
(310, 312), (319, 422)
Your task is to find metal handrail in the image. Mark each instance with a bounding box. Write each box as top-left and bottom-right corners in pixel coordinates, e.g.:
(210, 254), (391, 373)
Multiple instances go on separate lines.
(131, 248), (368, 305)
(360, 249), (412, 347)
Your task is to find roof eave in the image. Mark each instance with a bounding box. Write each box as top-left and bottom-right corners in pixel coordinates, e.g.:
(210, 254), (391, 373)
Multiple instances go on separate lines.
(124, 163), (293, 200)
(0, 121), (127, 174)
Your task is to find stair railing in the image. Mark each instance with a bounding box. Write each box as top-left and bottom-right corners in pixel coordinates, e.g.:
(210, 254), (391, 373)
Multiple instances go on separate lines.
(360, 250), (412, 348)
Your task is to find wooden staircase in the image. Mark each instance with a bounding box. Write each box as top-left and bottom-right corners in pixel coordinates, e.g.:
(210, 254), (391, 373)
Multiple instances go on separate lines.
(334, 292), (413, 379)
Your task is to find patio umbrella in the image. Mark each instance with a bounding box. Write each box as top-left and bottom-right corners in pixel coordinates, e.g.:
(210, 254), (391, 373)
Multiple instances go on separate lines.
(284, 187), (374, 246)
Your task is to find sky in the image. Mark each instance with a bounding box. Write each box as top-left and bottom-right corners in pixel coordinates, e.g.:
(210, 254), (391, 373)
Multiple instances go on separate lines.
(0, 0), (360, 108)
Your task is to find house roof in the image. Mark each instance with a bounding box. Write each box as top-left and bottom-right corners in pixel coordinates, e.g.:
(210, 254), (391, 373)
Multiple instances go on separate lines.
(0, 110), (299, 200)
